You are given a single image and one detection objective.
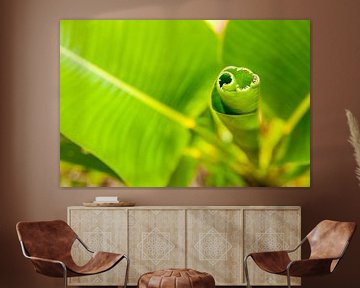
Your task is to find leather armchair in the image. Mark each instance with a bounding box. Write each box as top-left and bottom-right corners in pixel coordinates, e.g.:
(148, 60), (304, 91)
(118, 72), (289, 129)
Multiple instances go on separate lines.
(16, 220), (129, 288)
(244, 220), (356, 288)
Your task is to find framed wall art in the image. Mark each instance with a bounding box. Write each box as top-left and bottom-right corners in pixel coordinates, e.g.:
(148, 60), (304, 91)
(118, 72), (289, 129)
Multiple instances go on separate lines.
(60, 20), (310, 187)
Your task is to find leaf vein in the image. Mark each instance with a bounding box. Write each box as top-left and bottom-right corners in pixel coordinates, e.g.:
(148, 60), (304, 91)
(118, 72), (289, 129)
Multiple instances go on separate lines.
(60, 46), (196, 129)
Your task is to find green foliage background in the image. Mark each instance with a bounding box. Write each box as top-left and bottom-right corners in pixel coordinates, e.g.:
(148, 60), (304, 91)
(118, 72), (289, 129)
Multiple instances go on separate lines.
(60, 20), (310, 187)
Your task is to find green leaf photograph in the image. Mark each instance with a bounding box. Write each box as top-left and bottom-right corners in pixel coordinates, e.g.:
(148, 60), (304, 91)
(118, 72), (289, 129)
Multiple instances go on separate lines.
(60, 20), (310, 187)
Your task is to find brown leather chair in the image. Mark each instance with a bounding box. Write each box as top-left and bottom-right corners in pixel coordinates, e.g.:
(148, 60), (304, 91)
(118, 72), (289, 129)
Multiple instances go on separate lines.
(244, 220), (356, 288)
(16, 220), (129, 288)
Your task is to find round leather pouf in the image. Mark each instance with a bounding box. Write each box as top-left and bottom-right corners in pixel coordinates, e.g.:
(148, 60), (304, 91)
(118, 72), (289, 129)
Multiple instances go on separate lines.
(138, 268), (215, 288)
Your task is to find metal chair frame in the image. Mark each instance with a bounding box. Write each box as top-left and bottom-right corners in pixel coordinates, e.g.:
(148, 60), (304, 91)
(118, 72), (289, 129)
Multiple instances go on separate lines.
(19, 234), (129, 288)
(244, 237), (349, 288)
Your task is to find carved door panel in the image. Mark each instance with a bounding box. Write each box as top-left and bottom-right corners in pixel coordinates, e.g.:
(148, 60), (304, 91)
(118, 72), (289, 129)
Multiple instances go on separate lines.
(186, 209), (243, 285)
(128, 209), (186, 284)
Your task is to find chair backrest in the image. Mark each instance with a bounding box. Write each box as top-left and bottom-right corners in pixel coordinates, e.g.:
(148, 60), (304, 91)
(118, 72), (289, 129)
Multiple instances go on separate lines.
(307, 220), (356, 261)
(16, 220), (77, 261)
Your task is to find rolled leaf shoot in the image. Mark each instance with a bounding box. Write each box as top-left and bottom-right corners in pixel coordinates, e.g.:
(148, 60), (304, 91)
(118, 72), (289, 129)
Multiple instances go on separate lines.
(212, 66), (261, 163)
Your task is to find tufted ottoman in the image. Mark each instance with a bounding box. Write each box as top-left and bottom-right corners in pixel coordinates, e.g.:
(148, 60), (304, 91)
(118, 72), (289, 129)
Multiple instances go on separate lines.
(138, 268), (215, 288)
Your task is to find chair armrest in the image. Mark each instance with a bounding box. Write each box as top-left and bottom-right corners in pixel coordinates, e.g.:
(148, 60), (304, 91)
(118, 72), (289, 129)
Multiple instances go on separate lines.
(26, 255), (65, 266)
(287, 258), (335, 277)
(248, 250), (289, 256)
(19, 241), (67, 277)
(76, 236), (94, 253)
(246, 251), (291, 274)
(245, 237), (306, 259)
(286, 237), (307, 253)
(246, 250), (290, 260)
(25, 255), (67, 278)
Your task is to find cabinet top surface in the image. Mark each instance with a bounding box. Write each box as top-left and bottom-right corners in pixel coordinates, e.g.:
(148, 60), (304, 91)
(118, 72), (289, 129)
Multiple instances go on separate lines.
(68, 205), (301, 210)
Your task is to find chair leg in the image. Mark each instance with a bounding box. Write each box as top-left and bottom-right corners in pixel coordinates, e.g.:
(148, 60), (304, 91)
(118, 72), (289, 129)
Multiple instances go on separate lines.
(62, 264), (68, 288)
(286, 269), (291, 288)
(123, 255), (130, 288)
(244, 255), (252, 288)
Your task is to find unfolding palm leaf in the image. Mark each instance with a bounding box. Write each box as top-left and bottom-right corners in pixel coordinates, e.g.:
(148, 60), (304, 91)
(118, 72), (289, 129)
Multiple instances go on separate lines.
(60, 20), (218, 186)
(211, 66), (260, 162)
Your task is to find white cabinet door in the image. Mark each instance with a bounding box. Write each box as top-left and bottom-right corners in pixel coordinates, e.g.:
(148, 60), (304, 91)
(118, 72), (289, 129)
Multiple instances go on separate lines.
(186, 209), (243, 285)
(128, 209), (186, 284)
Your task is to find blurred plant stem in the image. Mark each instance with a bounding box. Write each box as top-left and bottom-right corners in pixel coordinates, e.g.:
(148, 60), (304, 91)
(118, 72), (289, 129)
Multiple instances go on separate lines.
(283, 94), (310, 136)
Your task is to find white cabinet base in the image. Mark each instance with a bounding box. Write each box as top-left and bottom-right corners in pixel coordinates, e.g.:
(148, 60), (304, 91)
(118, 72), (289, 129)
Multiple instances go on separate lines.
(68, 206), (300, 286)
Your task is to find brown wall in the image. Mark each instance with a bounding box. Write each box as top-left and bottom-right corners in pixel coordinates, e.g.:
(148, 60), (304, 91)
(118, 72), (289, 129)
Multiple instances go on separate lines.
(1, 0), (360, 287)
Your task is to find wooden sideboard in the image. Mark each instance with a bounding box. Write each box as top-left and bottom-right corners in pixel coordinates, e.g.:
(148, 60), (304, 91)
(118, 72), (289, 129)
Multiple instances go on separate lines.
(67, 206), (301, 286)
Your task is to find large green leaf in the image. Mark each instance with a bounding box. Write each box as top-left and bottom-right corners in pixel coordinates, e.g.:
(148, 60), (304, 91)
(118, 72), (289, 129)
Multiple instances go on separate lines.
(223, 20), (310, 119)
(60, 20), (218, 186)
(222, 20), (310, 163)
